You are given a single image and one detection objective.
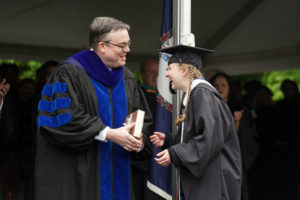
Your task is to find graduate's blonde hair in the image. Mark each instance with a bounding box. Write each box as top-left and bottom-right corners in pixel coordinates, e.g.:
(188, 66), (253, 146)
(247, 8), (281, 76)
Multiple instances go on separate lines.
(176, 63), (203, 125)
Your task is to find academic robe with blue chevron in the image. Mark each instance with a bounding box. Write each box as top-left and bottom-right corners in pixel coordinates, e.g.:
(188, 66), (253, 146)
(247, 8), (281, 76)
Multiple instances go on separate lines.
(35, 54), (153, 200)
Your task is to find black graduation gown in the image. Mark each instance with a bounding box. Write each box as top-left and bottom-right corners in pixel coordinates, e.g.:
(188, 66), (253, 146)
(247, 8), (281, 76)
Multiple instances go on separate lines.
(165, 82), (242, 200)
(35, 63), (152, 200)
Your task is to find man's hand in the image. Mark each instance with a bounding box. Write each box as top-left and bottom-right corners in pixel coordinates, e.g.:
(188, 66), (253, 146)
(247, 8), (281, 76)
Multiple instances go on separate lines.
(154, 149), (171, 167)
(106, 124), (143, 152)
(0, 78), (10, 104)
(150, 132), (165, 147)
(135, 134), (144, 152)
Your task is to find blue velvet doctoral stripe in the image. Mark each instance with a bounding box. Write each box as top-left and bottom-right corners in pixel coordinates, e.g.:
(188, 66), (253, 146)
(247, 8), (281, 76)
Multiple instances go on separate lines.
(38, 113), (72, 129)
(91, 77), (130, 200)
(71, 50), (123, 87)
(38, 97), (71, 112)
(113, 144), (130, 200)
(64, 50), (129, 199)
(91, 79), (112, 200)
(112, 79), (130, 200)
(38, 82), (72, 130)
(41, 82), (67, 97)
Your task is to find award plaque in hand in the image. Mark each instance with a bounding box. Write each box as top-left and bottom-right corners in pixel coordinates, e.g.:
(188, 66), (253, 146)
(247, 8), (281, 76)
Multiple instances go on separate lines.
(125, 110), (145, 138)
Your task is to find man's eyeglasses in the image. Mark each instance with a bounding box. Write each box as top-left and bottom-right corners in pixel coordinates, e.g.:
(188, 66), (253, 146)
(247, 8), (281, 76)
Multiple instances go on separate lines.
(103, 41), (131, 51)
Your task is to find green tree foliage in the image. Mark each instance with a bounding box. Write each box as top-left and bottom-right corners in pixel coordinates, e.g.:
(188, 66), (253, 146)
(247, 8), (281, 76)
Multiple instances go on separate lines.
(233, 69), (300, 101)
(0, 59), (42, 80)
(1, 59), (299, 102)
(133, 71), (143, 84)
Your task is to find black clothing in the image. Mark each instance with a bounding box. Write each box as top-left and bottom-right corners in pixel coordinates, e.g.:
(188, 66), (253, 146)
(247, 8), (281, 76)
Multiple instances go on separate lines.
(236, 107), (259, 200)
(164, 82), (242, 200)
(159, 45), (214, 70)
(132, 85), (156, 200)
(35, 63), (152, 200)
(0, 99), (14, 163)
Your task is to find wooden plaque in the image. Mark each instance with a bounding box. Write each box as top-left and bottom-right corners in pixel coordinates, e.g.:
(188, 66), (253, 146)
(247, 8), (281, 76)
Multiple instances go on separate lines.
(125, 109), (145, 138)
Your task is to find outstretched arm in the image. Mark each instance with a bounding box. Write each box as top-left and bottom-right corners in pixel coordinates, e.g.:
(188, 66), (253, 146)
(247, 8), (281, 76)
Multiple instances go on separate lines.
(150, 131), (166, 147)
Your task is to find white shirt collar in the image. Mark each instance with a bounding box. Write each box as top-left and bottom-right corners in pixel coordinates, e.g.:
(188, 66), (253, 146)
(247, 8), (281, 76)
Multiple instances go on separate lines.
(183, 78), (214, 106)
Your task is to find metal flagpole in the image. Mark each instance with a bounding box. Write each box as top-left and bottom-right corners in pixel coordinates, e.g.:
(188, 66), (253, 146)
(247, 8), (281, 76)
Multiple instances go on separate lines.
(172, 0), (194, 199)
(172, 1), (180, 199)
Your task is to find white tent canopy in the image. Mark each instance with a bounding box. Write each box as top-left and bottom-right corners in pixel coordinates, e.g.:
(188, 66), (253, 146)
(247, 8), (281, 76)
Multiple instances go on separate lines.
(0, 0), (299, 75)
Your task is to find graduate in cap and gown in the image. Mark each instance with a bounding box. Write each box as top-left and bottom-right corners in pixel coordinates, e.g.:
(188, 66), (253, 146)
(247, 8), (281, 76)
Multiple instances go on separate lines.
(150, 45), (242, 200)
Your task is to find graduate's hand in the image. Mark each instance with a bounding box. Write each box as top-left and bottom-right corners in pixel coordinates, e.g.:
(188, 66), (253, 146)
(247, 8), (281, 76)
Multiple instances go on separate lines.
(0, 78), (10, 104)
(155, 149), (171, 167)
(106, 124), (143, 152)
(150, 132), (165, 147)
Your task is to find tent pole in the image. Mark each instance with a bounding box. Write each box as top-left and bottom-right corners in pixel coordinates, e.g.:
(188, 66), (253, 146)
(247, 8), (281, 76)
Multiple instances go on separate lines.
(172, 0), (193, 199)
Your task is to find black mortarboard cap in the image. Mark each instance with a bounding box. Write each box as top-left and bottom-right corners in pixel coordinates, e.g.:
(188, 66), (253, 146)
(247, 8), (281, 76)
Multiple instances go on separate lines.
(159, 45), (214, 70)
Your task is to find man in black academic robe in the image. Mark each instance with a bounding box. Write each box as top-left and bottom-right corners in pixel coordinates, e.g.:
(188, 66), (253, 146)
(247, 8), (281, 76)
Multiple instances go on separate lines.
(35, 17), (152, 200)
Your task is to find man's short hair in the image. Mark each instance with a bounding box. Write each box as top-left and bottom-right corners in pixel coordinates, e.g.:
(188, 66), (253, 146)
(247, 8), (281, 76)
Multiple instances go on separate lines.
(89, 16), (130, 50)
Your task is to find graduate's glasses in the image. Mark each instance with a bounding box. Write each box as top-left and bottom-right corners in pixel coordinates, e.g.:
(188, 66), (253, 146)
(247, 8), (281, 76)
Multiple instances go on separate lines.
(103, 41), (131, 52)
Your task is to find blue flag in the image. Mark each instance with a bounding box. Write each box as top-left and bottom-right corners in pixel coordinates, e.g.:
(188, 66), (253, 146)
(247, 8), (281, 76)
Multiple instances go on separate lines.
(147, 0), (173, 199)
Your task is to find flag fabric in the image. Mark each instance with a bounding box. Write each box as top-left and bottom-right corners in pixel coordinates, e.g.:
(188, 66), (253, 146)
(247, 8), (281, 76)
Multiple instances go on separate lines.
(146, 0), (173, 199)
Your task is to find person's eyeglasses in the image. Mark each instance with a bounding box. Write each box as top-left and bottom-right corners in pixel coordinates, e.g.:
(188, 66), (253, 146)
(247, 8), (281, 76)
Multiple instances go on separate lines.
(103, 41), (131, 51)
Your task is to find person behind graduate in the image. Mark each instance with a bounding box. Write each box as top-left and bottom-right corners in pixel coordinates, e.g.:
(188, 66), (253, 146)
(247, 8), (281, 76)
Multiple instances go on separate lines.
(130, 59), (159, 200)
(150, 45), (242, 200)
(210, 72), (259, 200)
(35, 16), (153, 200)
(35, 60), (58, 101)
(140, 59), (159, 118)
